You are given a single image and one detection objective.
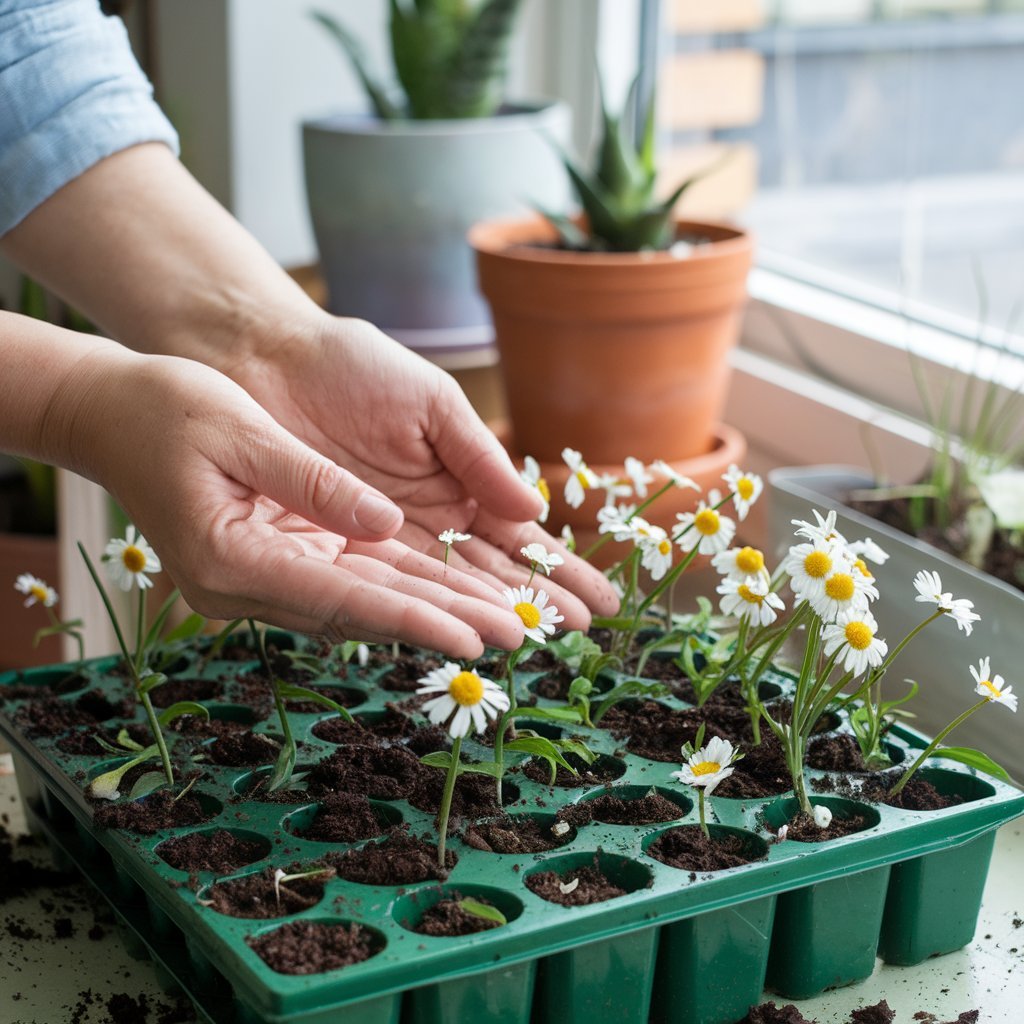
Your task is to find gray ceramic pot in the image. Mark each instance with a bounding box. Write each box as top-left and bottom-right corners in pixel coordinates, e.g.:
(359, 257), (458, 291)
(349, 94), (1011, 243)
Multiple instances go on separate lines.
(302, 100), (570, 355)
(769, 465), (1023, 779)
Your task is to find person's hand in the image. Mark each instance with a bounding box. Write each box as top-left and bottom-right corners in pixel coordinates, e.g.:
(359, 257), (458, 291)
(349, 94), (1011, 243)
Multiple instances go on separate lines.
(64, 346), (534, 659)
(223, 312), (620, 626)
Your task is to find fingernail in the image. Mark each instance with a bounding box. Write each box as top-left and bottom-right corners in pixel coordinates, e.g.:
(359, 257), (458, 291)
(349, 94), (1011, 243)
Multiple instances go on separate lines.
(354, 493), (401, 533)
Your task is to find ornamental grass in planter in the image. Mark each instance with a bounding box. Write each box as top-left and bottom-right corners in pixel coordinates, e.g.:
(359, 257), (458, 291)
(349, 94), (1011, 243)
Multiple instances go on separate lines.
(1, 459), (1022, 1024)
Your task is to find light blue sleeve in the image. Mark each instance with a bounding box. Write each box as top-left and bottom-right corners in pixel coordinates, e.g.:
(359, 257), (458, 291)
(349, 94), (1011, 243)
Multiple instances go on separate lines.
(0, 0), (180, 236)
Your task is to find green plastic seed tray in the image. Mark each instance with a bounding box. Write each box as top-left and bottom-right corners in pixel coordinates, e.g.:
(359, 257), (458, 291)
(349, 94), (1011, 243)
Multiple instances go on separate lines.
(1, 636), (1021, 1024)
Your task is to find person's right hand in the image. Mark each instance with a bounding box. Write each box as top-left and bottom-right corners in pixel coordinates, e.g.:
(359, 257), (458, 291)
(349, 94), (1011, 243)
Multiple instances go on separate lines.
(63, 348), (529, 660)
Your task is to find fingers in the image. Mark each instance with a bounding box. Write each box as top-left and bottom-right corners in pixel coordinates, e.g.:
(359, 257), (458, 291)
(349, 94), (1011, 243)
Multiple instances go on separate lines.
(224, 422), (404, 542)
(427, 380), (544, 523)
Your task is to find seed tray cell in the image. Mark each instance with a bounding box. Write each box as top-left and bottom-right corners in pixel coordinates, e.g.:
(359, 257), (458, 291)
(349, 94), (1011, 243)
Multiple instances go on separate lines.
(1, 637), (1021, 1024)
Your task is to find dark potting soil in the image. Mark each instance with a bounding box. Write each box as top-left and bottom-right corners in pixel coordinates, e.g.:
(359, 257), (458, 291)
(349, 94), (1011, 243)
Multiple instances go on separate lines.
(818, 770), (963, 811)
(557, 790), (685, 827)
(525, 861), (628, 907)
(413, 892), (502, 937)
(148, 678), (224, 708)
(713, 733), (792, 799)
(629, 654), (686, 684)
(247, 920), (377, 975)
(306, 744), (424, 801)
(204, 865), (329, 919)
(156, 829), (266, 873)
(167, 713), (253, 739)
(850, 1001), (895, 1024)
(409, 768), (504, 827)
(462, 814), (568, 854)
(283, 684), (365, 714)
(12, 689), (136, 738)
(376, 651), (443, 692)
(311, 705), (419, 745)
(519, 752), (622, 788)
(647, 827), (764, 872)
(806, 733), (875, 772)
(849, 491), (1024, 594)
(784, 810), (872, 842)
(597, 699), (699, 755)
(530, 663), (580, 701)
(92, 789), (216, 835)
(205, 731), (281, 767)
(0, 831), (77, 903)
(295, 793), (391, 843)
(740, 1003), (817, 1024)
(323, 829), (455, 885)
(883, 775), (965, 811)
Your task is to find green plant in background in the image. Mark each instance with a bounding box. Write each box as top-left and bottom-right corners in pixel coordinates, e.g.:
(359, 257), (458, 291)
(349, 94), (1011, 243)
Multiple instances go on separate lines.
(541, 76), (725, 253)
(311, 0), (524, 120)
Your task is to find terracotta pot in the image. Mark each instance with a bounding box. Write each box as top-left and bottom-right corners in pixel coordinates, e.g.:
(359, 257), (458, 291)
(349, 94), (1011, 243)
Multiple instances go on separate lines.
(0, 532), (62, 670)
(495, 421), (747, 569)
(470, 216), (753, 465)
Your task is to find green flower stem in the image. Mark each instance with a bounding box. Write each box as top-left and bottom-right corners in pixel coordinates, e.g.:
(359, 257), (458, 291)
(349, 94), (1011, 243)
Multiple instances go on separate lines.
(437, 736), (462, 869)
(697, 788), (709, 840)
(46, 608), (85, 666)
(139, 688), (175, 786)
(888, 699), (988, 797)
(134, 588), (147, 676)
(77, 543), (132, 666)
(877, 609), (945, 674)
(580, 480), (677, 562)
(249, 620), (296, 776)
(527, 564), (537, 587)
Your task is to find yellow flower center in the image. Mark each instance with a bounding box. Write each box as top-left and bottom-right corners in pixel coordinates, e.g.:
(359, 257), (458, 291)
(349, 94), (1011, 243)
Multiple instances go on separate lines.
(30, 584), (49, 604)
(658, 539), (672, 556)
(694, 509), (720, 536)
(691, 760), (722, 777)
(803, 550), (832, 578)
(514, 601), (541, 630)
(824, 573), (855, 601)
(448, 671), (484, 706)
(537, 477), (551, 503)
(844, 621), (873, 650)
(575, 470), (591, 490)
(978, 679), (1002, 699)
(122, 545), (147, 573)
(853, 558), (873, 579)
(737, 584), (763, 605)
(737, 478), (755, 500)
(736, 547), (764, 574)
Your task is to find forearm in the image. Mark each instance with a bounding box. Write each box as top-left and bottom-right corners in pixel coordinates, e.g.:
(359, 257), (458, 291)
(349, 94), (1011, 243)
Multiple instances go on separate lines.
(0, 143), (319, 376)
(0, 311), (138, 476)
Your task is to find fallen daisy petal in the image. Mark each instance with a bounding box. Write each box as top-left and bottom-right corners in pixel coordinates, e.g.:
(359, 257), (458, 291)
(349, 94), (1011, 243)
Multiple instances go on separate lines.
(813, 805), (833, 829)
(559, 877), (580, 895)
(777, 825), (789, 843)
(551, 821), (571, 837)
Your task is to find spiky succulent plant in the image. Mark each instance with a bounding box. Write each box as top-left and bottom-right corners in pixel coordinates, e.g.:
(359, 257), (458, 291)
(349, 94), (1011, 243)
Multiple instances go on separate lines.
(543, 79), (722, 253)
(312, 0), (523, 121)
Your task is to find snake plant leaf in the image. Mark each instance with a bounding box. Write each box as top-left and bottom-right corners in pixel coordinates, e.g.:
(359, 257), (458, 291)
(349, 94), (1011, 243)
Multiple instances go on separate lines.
(444, 0), (522, 118)
(311, 8), (402, 120)
(391, 0), (462, 118)
(532, 204), (589, 249)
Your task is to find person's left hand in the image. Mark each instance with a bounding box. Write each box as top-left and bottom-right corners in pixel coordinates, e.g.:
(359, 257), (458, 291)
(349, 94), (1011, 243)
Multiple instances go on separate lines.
(225, 313), (618, 630)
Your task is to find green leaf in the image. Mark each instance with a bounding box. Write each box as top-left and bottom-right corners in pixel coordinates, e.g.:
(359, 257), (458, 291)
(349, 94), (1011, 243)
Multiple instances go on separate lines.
(157, 701), (211, 727)
(590, 615), (638, 631)
(456, 761), (504, 779)
(32, 621), (84, 648)
(92, 735), (132, 755)
(927, 746), (1011, 782)
(505, 737), (576, 780)
(267, 740), (297, 793)
(276, 683), (354, 722)
(567, 676), (593, 701)
(556, 738), (596, 764)
(591, 679), (670, 724)
(203, 618), (245, 662)
(115, 728), (146, 752)
(508, 706), (583, 724)
(443, 0), (523, 118)
(161, 611), (206, 647)
(127, 771), (167, 801)
(533, 205), (589, 250)
(457, 897), (507, 926)
(420, 751), (454, 771)
(137, 671), (167, 696)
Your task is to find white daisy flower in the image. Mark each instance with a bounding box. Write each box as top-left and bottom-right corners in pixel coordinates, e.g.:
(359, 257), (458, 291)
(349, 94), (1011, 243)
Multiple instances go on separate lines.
(848, 537), (889, 565)
(639, 527), (674, 582)
(717, 575), (785, 627)
(520, 456), (550, 523)
(670, 736), (738, 797)
(594, 472), (632, 508)
(652, 460), (700, 491)
(15, 573), (58, 608)
(711, 546), (769, 585)
(521, 543), (564, 577)
(913, 570), (980, 635)
(562, 448), (597, 510)
(560, 524), (576, 553)
(624, 457), (654, 499)
(503, 585), (564, 644)
(812, 805), (833, 829)
(821, 611), (888, 676)
(596, 504), (639, 542)
(103, 526), (161, 591)
(970, 658), (1017, 713)
(792, 509), (847, 547)
(807, 567), (878, 623)
(416, 663), (510, 737)
(785, 540), (849, 602)
(438, 529), (472, 546)
(674, 492), (736, 555)
(722, 465), (763, 521)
